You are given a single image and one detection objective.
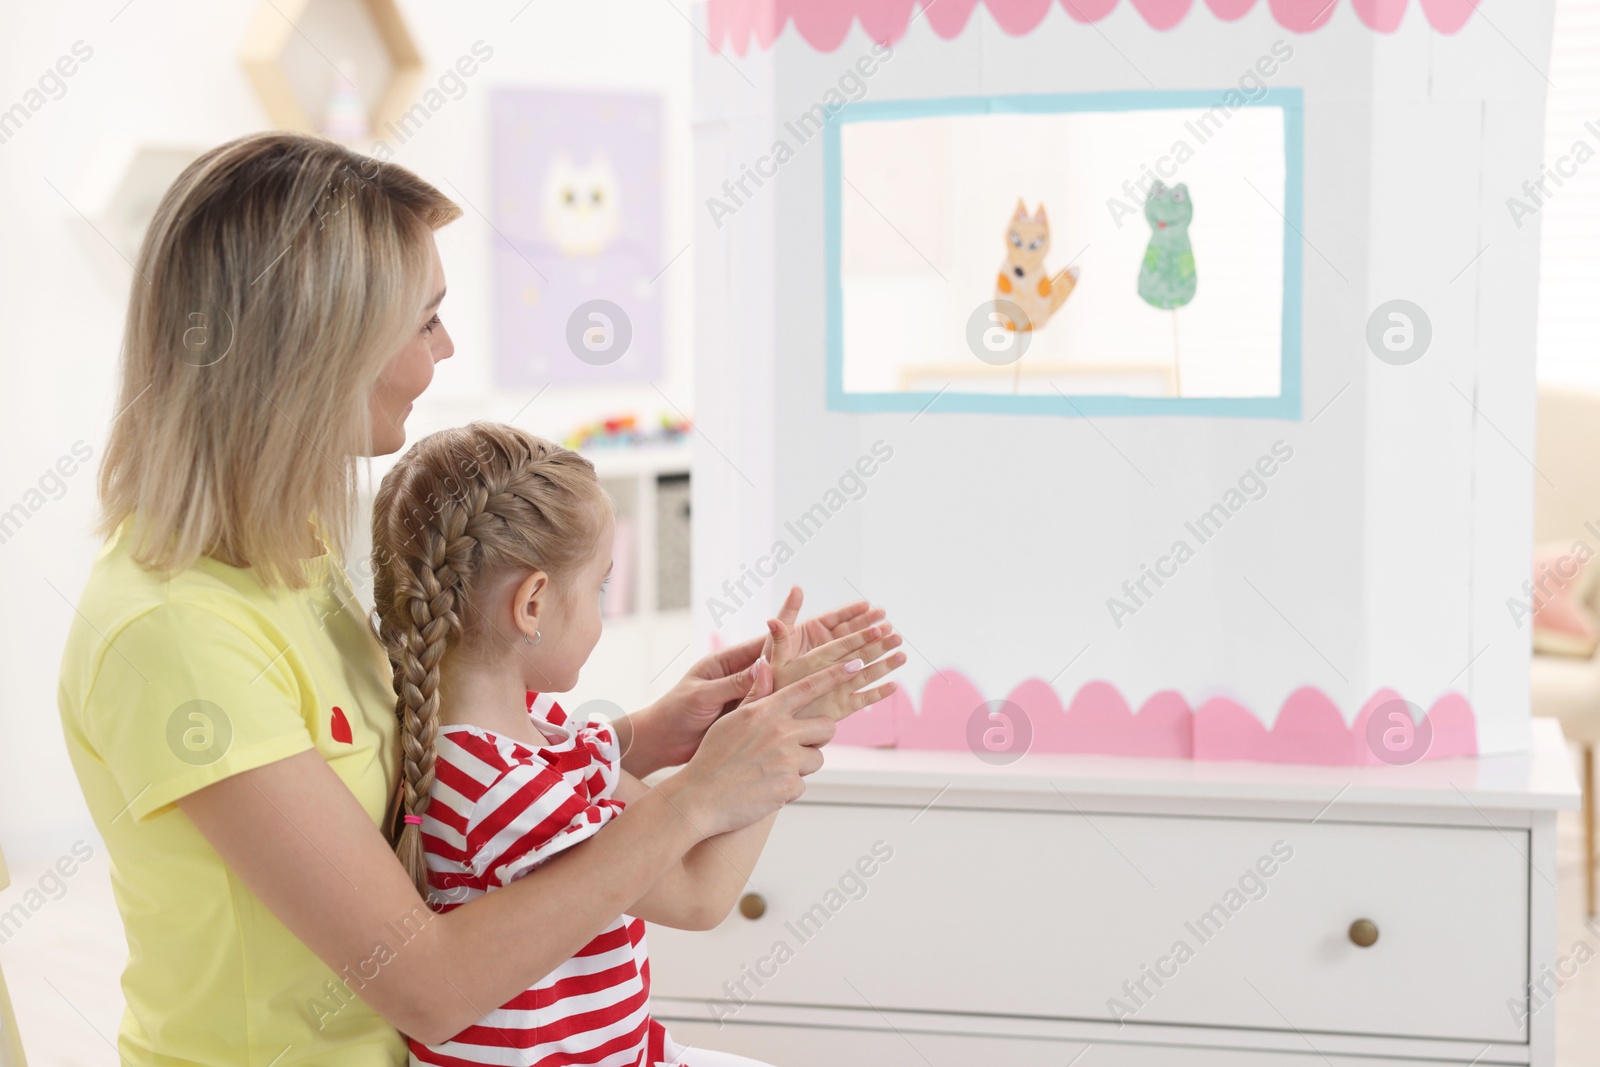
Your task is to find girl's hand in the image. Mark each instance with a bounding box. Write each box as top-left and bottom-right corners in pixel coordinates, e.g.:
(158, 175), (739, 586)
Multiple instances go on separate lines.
(766, 615), (905, 722)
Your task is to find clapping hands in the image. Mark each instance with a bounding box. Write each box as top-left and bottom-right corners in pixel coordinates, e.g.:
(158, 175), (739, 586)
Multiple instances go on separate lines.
(759, 587), (905, 722)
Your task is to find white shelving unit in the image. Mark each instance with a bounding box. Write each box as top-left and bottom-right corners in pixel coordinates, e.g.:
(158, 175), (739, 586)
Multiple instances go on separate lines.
(572, 440), (695, 719)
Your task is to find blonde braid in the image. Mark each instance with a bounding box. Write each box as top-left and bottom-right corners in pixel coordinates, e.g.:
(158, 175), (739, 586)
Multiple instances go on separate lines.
(391, 495), (469, 897)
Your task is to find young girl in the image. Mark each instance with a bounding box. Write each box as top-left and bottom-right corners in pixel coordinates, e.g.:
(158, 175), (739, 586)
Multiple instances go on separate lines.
(369, 422), (904, 1066)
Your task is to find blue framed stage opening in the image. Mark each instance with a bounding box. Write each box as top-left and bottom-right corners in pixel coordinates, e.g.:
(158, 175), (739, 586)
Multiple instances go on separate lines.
(824, 88), (1304, 419)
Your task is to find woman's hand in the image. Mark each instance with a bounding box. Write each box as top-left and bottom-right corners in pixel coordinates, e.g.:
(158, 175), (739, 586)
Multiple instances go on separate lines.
(620, 588), (892, 775)
(622, 635), (767, 774)
(667, 655), (864, 838)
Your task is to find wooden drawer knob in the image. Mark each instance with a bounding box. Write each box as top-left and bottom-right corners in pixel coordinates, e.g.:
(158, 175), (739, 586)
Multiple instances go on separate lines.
(738, 892), (767, 920)
(1349, 919), (1379, 948)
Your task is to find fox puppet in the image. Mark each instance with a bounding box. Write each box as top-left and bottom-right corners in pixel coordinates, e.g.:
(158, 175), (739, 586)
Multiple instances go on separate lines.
(994, 199), (1079, 332)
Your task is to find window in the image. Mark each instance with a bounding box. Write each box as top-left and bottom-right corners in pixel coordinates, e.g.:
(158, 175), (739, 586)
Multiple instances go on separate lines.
(825, 89), (1304, 418)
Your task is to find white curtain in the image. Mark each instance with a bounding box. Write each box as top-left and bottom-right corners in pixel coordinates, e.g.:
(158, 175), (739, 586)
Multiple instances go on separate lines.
(1538, 0), (1600, 388)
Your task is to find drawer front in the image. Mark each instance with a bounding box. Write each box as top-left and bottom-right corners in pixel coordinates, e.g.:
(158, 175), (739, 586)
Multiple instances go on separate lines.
(647, 803), (1528, 1043)
(658, 1018), (1499, 1067)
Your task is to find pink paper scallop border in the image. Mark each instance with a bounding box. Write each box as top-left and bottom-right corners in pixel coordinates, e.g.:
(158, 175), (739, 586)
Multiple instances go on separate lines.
(706, 0), (1481, 55)
(833, 670), (1478, 764)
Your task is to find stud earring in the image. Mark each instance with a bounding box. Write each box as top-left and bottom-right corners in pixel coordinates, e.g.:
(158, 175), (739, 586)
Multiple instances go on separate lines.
(525, 629), (542, 647)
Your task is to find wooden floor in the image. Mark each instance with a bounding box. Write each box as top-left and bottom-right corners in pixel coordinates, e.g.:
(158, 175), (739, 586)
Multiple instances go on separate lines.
(4, 800), (1600, 1065)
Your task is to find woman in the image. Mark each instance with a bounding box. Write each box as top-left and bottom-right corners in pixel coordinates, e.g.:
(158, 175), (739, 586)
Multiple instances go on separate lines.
(56, 132), (878, 1064)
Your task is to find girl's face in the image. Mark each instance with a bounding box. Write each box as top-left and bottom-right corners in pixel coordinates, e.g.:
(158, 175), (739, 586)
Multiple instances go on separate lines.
(368, 234), (453, 456)
(513, 509), (615, 694)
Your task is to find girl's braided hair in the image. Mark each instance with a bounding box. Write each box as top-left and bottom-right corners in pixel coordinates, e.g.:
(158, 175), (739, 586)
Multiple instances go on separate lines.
(370, 421), (610, 897)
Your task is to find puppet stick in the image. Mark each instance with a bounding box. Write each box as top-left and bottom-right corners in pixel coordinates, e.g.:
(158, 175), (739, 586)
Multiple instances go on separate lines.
(1171, 309), (1182, 397)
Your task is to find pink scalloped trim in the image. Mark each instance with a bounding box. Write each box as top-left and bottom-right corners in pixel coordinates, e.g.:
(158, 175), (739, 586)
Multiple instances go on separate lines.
(706, 0), (1481, 54)
(834, 670), (1478, 764)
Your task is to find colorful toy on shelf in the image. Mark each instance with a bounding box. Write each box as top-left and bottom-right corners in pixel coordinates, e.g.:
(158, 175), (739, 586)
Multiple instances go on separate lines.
(319, 60), (369, 144)
(564, 412), (692, 451)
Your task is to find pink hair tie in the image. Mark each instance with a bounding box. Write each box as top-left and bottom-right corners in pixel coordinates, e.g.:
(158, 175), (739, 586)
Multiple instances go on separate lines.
(403, 815), (423, 825)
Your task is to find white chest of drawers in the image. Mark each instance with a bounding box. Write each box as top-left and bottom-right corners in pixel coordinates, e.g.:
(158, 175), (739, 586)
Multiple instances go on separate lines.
(649, 720), (1581, 1066)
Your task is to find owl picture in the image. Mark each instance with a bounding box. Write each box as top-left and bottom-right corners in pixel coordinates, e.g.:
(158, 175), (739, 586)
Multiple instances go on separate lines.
(490, 87), (662, 388)
(541, 152), (622, 258)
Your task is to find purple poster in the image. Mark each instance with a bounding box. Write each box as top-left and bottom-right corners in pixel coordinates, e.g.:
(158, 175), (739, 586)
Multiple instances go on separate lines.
(488, 87), (664, 386)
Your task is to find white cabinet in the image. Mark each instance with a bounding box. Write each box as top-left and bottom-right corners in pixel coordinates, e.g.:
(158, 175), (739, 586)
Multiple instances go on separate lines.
(656, 1022), (1504, 1067)
(649, 721), (1581, 1066)
(657, 806), (1527, 1041)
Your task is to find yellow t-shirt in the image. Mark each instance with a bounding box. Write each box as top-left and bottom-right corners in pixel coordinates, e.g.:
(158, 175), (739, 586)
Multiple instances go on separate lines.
(57, 521), (406, 1066)
(0, 844), (25, 1067)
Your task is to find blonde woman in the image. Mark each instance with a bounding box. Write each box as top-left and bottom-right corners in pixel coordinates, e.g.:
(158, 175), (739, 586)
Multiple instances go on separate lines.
(56, 132), (885, 1065)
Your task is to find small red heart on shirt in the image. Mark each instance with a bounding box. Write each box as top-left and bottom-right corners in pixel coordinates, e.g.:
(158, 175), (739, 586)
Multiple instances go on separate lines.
(330, 706), (353, 744)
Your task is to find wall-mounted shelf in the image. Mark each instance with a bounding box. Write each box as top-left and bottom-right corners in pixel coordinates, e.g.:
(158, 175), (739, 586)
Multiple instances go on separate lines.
(68, 141), (205, 293)
(239, 0), (421, 141)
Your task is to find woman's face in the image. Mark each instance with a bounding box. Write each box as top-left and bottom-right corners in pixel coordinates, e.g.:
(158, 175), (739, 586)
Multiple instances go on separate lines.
(368, 233), (452, 456)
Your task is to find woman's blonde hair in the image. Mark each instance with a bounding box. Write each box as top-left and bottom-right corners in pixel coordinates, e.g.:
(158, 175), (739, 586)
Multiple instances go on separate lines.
(97, 131), (461, 588)
(370, 422), (611, 896)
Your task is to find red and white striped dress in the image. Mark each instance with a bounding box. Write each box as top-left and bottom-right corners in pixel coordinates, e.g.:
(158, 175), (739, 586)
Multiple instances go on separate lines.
(410, 693), (680, 1067)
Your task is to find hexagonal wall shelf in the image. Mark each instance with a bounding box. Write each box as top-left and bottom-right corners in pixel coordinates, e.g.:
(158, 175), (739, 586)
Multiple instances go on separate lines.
(239, 0), (422, 142)
(69, 140), (206, 294)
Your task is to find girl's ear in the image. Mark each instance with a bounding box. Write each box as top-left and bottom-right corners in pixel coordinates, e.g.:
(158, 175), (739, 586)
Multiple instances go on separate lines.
(513, 569), (550, 641)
